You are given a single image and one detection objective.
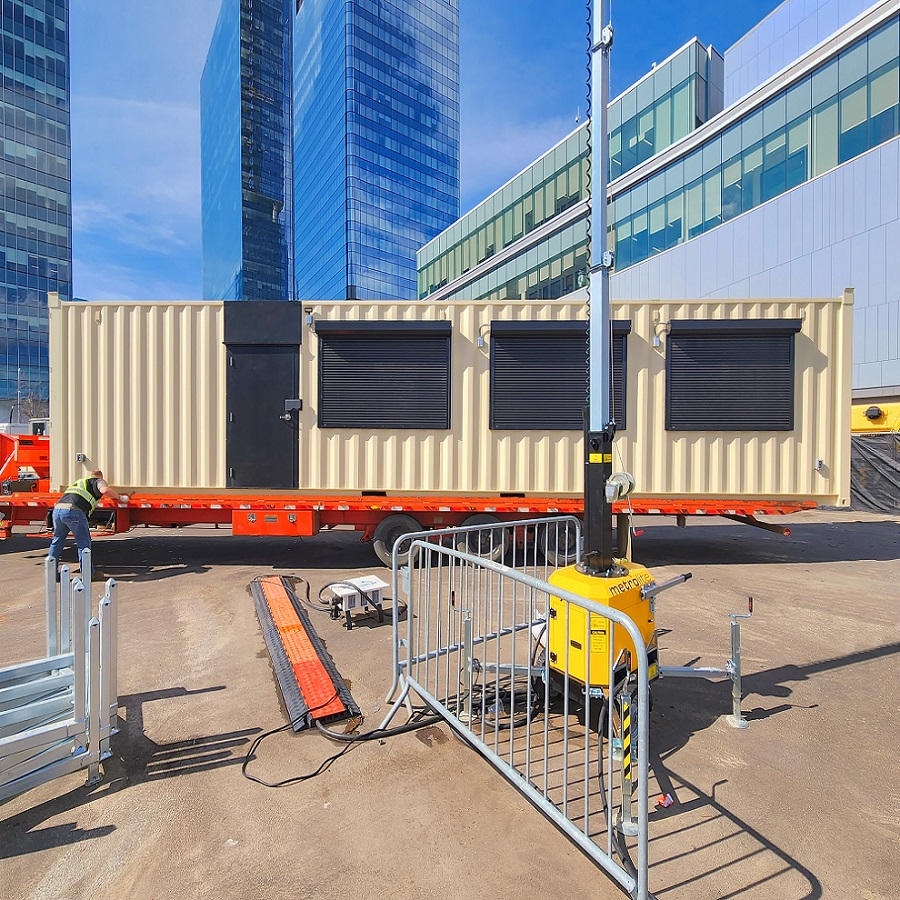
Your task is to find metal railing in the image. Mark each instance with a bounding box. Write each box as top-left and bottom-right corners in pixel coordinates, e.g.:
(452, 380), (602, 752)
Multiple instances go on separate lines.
(1, 548), (119, 802)
(383, 515), (583, 706)
(381, 517), (652, 900)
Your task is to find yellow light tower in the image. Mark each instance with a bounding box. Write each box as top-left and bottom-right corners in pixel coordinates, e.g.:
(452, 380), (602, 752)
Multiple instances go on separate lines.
(546, 4), (659, 698)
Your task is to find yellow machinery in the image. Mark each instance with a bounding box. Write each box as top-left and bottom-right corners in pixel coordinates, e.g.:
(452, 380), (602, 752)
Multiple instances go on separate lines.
(548, 560), (659, 689)
(851, 401), (900, 433)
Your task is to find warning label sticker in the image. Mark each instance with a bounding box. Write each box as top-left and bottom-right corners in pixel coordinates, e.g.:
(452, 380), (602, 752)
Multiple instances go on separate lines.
(590, 613), (608, 653)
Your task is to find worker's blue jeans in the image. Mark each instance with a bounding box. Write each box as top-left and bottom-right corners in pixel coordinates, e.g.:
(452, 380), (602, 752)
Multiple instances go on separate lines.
(48, 506), (93, 576)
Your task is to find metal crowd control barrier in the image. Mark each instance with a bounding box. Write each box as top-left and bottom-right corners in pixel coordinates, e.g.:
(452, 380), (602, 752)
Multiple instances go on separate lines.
(0, 548), (119, 802)
(381, 518), (652, 900)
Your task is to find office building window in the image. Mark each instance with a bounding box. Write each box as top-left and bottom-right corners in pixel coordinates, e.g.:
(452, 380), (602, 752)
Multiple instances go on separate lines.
(316, 321), (451, 429)
(613, 16), (900, 274)
(666, 319), (801, 431)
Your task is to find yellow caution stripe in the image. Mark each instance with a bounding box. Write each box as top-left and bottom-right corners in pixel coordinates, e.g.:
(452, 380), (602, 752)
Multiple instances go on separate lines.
(622, 703), (632, 793)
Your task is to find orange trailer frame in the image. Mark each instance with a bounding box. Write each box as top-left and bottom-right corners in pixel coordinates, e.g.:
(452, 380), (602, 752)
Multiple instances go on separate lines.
(0, 487), (814, 543)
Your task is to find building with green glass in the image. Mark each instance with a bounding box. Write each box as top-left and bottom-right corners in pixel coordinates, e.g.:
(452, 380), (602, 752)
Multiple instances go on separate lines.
(418, 0), (900, 400)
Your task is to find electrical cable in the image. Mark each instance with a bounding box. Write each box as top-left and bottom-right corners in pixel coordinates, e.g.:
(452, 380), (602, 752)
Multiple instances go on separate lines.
(242, 697), (443, 787)
(584, 0), (592, 369)
(317, 581), (360, 610)
(595, 698), (638, 879)
(314, 708), (441, 743)
(614, 442), (636, 549)
(595, 695), (660, 898)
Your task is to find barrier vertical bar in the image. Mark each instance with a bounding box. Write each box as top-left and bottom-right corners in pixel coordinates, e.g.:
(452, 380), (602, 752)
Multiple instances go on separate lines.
(86, 616), (101, 783)
(81, 548), (92, 638)
(99, 596), (112, 756)
(72, 580), (86, 728)
(107, 579), (118, 728)
(44, 556), (58, 657)
(59, 565), (71, 654)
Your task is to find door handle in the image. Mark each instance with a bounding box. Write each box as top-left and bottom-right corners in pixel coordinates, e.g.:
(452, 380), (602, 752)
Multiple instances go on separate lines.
(279, 413), (293, 422)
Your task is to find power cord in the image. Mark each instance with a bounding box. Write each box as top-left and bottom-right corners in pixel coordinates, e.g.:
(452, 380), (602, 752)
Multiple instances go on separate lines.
(241, 696), (442, 788)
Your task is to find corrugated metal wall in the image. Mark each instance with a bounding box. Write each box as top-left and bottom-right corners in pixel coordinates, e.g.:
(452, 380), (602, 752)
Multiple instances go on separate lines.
(615, 295), (852, 502)
(49, 298), (226, 489)
(48, 293), (851, 505)
(299, 295), (852, 504)
(300, 301), (586, 495)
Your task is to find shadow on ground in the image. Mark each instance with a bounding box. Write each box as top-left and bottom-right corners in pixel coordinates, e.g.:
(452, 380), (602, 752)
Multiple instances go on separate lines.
(0, 685), (260, 858)
(634, 517), (899, 566)
(640, 638), (900, 898)
(11, 515), (899, 583)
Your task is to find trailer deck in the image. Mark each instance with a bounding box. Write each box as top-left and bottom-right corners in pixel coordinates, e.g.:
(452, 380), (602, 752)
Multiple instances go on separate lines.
(0, 489), (816, 542)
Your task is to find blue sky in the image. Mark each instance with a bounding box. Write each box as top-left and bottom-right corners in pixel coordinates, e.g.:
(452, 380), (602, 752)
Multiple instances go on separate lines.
(68, 1), (782, 301)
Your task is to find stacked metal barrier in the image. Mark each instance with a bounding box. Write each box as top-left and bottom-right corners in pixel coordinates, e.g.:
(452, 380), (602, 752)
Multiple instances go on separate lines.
(0, 549), (118, 802)
(381, 517), (651, 900)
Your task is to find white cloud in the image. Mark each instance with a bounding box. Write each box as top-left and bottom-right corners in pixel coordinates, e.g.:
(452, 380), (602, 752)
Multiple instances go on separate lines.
(72, 95), (200, 226)
(70, 96), (202, 297)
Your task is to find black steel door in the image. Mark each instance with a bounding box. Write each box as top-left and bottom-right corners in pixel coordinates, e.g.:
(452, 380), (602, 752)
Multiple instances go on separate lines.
(226, 345), (299, 489)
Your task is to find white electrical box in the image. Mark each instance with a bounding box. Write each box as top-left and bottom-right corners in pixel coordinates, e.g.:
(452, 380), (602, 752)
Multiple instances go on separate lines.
(330, 575), (389, 614)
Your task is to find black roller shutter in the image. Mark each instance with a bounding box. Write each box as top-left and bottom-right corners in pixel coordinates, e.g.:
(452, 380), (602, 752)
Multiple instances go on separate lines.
(317, 321), (451, 429)
(665, 319), (802, 431)
(490, 320), (630, 430)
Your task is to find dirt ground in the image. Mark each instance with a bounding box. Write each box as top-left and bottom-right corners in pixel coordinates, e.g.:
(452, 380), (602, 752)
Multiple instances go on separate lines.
(1, 509), (898, 900)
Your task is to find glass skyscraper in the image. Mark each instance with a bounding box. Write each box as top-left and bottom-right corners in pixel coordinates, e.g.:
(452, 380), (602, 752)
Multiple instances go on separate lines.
(201, 0), (292, 301)
(0, 0), (72, 418)
(292, 0), (460, 301)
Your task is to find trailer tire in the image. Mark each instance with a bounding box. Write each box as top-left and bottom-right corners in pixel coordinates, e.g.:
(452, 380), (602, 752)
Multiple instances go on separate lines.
(373, 514), (422, 568)
(539, 519), (582, 567)
(455, 514), (510, 561)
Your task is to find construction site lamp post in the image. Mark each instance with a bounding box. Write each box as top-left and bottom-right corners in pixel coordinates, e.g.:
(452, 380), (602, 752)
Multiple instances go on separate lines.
(545, 10), (655, 886)
(585, 0), (616, 571)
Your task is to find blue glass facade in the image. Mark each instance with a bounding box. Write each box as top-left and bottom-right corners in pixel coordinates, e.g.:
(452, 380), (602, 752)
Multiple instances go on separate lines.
(0, 0), (71, 410)
(201, 0), (292, 301)
(293, 0), (459, 301)
(610, 15), (900, 271)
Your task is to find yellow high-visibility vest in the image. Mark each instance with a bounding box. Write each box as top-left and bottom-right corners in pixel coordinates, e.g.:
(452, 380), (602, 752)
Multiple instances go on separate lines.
(63, 478), (100, 513)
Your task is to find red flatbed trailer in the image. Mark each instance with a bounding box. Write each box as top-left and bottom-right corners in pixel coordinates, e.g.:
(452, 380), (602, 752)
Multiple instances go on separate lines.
(0, 487), (814, 544)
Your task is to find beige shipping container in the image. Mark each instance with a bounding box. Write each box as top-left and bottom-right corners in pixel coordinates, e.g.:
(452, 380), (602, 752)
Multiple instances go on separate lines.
(49, 293), (852, 508)
(49, 296), (227, 490)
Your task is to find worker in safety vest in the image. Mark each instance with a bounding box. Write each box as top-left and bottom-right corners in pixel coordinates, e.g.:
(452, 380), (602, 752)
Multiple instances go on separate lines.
(48, 469), (128, 578)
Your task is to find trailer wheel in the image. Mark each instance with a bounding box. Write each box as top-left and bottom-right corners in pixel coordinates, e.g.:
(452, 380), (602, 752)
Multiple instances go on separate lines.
(373, 514), (422, 567)
(539, 519), (582, 567)
(455, 514), (510, 561)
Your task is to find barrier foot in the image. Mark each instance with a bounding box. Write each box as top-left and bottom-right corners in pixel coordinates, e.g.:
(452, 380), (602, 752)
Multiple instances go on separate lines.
(378, 679), (412, 731)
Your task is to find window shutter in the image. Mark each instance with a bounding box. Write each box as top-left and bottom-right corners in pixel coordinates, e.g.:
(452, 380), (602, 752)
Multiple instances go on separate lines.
(665, 319), (801, 431)
(490, 321), (629, 430)
(317, 321), (451, 429)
